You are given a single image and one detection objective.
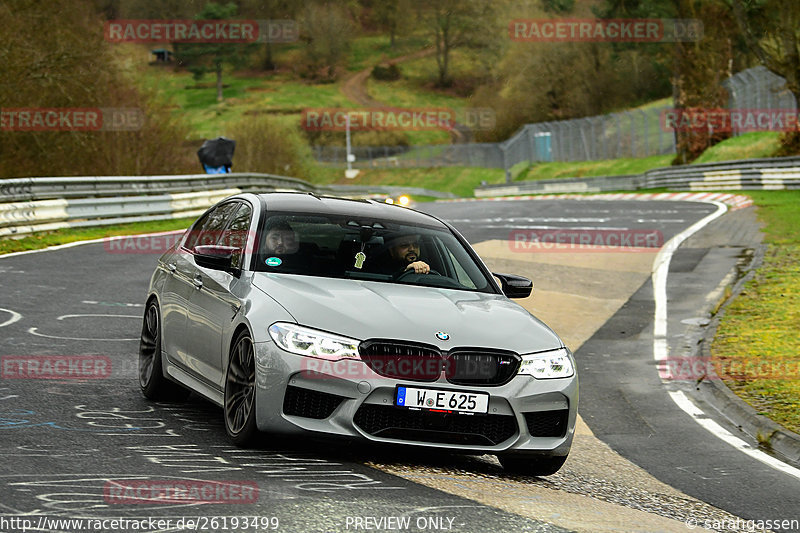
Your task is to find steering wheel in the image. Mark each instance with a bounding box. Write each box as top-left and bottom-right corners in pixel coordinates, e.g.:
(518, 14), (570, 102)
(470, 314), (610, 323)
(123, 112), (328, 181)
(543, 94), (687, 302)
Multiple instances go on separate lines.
(394, 267), (442, 281)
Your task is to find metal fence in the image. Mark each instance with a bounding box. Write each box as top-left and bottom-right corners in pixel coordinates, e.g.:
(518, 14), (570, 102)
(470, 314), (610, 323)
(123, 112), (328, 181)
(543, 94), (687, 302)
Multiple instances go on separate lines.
(723, 65), (797, 137)
(474, 156), (800, 196)
(315, 66), (797, 180)
(313, 144), (505, 169)
(499, 104), (675, 169)
(314, 105), (674, 176)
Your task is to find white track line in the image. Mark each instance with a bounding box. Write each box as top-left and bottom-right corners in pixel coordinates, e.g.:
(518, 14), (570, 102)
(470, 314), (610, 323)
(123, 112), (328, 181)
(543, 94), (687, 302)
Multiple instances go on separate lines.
(669, 390), (800, 481)
(652, 200), (800, 480)
(0, 308), (22, 328)
(0, 230), (185, 259)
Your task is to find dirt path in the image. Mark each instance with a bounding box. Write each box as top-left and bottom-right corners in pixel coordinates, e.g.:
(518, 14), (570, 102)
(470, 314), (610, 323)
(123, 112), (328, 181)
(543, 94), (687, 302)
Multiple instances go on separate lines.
(340, 48), (434, 107)
(339, 48), (471, 143)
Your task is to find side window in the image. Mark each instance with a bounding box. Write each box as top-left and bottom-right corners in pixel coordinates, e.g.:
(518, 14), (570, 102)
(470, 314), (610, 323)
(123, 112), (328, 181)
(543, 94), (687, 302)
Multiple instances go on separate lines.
(183, 212), (211, 251)
(184, 202), (240, 251)
(220, 203), (252, 269)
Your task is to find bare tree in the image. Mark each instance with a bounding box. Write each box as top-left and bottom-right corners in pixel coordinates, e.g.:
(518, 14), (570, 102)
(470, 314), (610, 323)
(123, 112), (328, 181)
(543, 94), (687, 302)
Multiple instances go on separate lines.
(415, 0), (496, 87)
(173, 2), (256, 103)
(299, 1), (354, 81)
(372, 0), (413, 48)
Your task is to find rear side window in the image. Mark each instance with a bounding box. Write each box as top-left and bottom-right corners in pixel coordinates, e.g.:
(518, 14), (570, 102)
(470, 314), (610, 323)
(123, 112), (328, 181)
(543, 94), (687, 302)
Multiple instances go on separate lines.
(184, 202), (240, 251)
(219, 203), (253, 269)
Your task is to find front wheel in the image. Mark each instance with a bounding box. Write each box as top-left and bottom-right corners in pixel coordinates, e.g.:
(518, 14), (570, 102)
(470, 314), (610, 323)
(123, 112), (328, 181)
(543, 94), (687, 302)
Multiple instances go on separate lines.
(138, 300), (189, 401)
(224, 329), (258, 446)
(498, 454), (568, 477)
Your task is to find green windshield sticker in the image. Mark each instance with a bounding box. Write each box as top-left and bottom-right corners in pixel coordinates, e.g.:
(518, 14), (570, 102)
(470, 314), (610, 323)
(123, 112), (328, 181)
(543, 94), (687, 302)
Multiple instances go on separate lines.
(266, 257), (282, 267)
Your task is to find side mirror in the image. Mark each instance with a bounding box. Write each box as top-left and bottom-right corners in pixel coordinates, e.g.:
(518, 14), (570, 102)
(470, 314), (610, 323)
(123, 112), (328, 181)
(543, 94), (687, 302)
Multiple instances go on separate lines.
(493, 272), (533, 299)
(193, 245), (240, 276)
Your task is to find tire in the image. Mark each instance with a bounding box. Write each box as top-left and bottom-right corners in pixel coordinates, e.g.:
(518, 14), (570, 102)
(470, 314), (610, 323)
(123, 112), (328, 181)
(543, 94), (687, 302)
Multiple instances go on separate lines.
(138, 299), (189, 401)
(498, 454), (568, 477)
(224, 329), (258, 446)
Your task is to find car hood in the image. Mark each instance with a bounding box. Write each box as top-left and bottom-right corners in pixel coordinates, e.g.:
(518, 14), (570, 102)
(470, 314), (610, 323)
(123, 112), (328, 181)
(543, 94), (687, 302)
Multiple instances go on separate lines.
(252, 273), (563, 354)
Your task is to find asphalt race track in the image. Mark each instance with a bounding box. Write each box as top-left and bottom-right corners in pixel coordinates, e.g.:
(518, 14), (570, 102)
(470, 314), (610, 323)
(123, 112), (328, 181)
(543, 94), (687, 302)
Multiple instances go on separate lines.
(1, 198), (798, 532)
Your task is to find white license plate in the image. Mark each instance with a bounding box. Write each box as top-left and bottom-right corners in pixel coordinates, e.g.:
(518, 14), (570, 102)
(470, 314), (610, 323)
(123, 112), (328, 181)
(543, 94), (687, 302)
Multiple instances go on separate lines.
(395, 386), (489, 414)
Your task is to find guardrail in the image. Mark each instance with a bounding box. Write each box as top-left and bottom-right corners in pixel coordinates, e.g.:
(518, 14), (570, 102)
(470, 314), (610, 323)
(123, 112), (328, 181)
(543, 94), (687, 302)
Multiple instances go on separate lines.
(475, 156), (800, 197)
(0, 172), (456, 237)
(3, 157), (798, 237)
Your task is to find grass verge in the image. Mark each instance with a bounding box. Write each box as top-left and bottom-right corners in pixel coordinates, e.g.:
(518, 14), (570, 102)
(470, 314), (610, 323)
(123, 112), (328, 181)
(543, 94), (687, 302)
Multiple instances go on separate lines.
(308, 166), (506, 197)
(693, 132), (781, 164)
(711, 190), (800, 435)
(518, 154), (674, 181)
(0, 218), (195, 256)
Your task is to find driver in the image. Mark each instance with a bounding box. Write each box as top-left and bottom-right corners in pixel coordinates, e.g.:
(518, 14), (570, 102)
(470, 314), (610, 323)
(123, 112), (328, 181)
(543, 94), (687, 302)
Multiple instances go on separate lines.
(385, 232), (431, 275)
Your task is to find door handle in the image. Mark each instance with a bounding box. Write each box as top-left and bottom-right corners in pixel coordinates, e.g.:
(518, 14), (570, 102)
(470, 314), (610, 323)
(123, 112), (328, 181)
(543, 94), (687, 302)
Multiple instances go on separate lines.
(167, 263), (177, 273)
(192, 276), (203, 289)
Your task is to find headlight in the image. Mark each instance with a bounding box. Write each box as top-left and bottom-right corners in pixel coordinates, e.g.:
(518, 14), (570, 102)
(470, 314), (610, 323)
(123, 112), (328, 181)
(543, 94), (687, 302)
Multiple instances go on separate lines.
(518, 347), (574, 379)
(268, 323), (360, 361)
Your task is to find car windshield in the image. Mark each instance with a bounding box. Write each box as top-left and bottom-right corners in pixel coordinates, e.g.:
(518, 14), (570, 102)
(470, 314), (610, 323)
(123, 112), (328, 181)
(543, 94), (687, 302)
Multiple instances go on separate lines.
(254, 212), (494, 293)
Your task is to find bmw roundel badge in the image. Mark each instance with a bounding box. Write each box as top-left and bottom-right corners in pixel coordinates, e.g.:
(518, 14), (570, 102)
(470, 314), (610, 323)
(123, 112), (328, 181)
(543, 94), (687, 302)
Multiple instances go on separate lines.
(435, 331), (450, 341)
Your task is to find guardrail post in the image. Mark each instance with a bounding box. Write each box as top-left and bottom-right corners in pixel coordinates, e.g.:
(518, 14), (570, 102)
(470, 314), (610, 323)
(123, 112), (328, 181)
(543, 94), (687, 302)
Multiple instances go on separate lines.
(502, 145), (511, 183)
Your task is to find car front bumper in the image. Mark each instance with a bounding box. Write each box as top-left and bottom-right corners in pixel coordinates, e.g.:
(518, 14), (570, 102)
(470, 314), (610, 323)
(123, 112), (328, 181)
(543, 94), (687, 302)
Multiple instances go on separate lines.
(254, 340), (577, 455)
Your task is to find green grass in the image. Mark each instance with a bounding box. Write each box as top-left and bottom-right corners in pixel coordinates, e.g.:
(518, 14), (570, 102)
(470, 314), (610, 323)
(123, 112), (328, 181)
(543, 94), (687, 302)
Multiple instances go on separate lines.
(518, 154), (674, 181)
(364, 49), (478, 145)
(308, 166), (506, 198)
(140, 66), (356, 139)
(0, 218), (196, 256)
(513, 130), (782, 183)
(346, 34), (430, 72)
(692, 132), (782, 164)
(712, 191), (800, 435)
(132, 35), (463, 144)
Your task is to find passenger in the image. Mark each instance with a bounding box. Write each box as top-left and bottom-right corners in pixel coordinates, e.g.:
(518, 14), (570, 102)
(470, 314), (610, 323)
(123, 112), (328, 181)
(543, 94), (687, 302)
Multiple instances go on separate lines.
(263, 220), (299, 255)
(261, 219), (314, 273)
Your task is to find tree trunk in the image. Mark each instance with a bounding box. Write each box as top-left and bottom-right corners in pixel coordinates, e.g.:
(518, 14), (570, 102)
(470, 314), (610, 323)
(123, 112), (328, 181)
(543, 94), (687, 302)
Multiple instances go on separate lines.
(264, 41), (275, 71)
(433, 25), (444, 86)
(672, 37), (689, 164)
(437, 24), (450, 87)
(216, 62), (224, 103)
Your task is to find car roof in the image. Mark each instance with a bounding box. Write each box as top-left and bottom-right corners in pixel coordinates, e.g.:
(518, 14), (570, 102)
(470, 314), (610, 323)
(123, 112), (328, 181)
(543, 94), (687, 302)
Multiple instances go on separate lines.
(253, 192), (448, 229)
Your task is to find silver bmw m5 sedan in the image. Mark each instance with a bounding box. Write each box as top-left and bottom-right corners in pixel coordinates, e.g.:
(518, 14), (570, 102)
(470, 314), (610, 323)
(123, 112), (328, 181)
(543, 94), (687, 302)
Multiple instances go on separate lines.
(138, 192), (577, 475)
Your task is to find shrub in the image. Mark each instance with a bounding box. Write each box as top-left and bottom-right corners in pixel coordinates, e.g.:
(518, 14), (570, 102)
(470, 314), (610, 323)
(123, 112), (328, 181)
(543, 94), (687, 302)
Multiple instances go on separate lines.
(371, 64), (402, 81)
(225, 115), (315, 177)
(775, 131), (800, 156)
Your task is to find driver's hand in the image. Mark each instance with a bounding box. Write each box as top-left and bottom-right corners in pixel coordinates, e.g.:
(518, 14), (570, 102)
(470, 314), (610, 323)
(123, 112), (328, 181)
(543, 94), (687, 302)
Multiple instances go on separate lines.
(406, 261), (430, 274)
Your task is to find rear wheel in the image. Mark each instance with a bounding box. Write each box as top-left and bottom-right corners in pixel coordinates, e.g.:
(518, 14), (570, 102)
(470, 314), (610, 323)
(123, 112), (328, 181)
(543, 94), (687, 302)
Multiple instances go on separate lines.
(224, 329), (258, 446)
(498, 454), (568, 477)
(138, 300), (189, 401)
